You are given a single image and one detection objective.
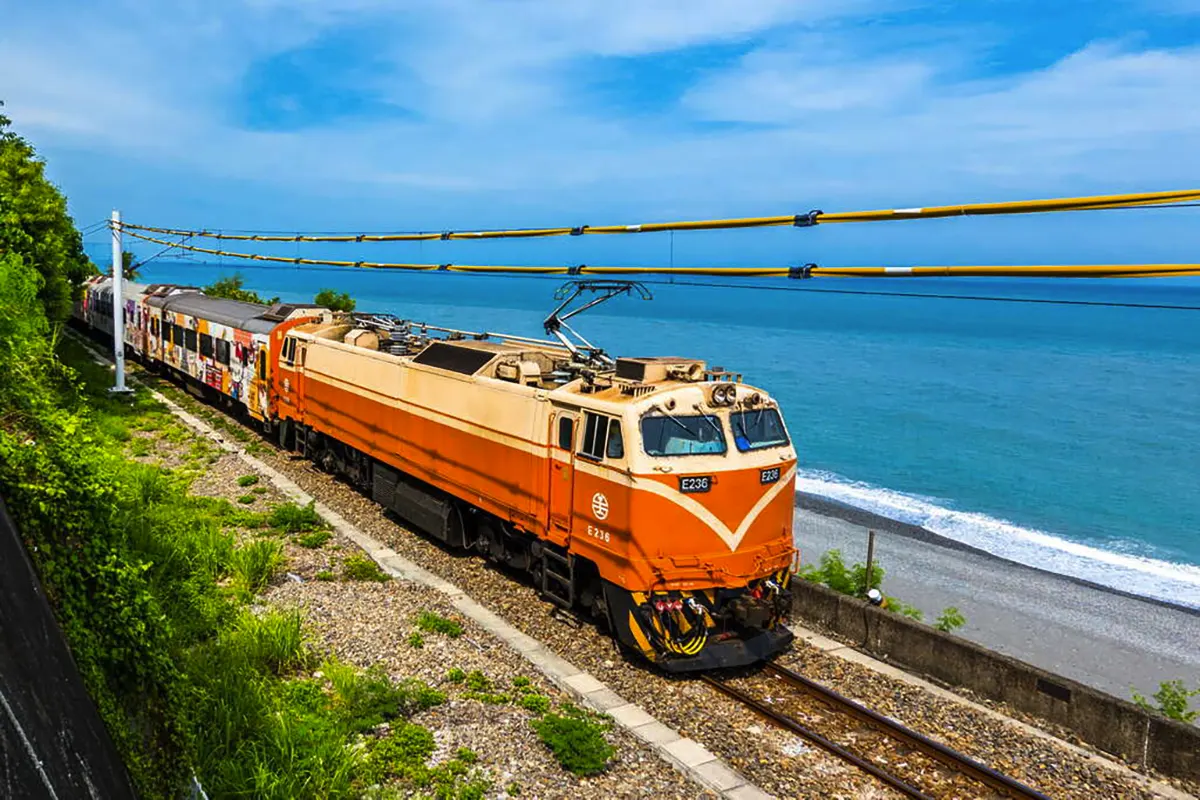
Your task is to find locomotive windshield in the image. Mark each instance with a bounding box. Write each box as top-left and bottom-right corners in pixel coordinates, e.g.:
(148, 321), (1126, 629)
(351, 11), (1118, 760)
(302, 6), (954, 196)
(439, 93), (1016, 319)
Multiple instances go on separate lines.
(640, 413), (727, 456)
(731, 408), (789, 452)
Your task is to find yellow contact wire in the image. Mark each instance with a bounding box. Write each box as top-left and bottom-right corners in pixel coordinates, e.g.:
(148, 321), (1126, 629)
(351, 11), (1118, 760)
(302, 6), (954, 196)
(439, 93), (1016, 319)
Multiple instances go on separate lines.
(119, 188), (1200, 243)
(122, 229), (1200, 279)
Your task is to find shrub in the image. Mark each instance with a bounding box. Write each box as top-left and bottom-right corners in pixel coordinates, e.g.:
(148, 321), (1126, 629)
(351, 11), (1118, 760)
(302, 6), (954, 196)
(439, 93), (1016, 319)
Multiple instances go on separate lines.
(518, 694), (551, 715)
(1133, 680), (1199, 723)
(252, 486), (268, 495)
(224, 608), (308, 675)
(315, 570), (335, 582)
(326, 662), (406, 733)
(465, 671), (490, 692)
(297, 530), (332, 549)
(888, 597), (925, 622)
(314, 289), (356, 312)
(362, 722), (435, 784)
(342, 554), (388, 582)
(530, 708), (614, 776)
(270, 501), (323, 533)
(416, 611), (464, 638)
(446, 668), (466, 683)
(407, 632), (424, 649)
(230, 538), (284, 596)
(935, 606), (966, 632)
(238, 494), (256, 504)
(325, 663), (445, 734)
(237, 474), (260, 487)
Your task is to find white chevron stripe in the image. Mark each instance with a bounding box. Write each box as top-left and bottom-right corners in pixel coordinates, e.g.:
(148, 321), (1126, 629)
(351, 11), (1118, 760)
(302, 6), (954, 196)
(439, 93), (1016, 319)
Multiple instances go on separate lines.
(635, 466), (796, 551)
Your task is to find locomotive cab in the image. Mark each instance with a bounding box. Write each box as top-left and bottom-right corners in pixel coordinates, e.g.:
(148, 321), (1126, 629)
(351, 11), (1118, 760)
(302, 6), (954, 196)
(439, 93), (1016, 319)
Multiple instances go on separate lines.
(561, 358), (798, 671)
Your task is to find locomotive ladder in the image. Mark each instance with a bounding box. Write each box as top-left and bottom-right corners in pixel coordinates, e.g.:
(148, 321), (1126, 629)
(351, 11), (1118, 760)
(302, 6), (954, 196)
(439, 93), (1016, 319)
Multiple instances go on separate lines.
(542, 548), (575, 607)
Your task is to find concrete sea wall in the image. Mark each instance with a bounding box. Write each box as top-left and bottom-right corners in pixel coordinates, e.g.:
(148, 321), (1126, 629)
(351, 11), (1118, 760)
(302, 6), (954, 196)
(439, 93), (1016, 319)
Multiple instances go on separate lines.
(0, 496), (137, 799)
(791, 579), (1199, 783)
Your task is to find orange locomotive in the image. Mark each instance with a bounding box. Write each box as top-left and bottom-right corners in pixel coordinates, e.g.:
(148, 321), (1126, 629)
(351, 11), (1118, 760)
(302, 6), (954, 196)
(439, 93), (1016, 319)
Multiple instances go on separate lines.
(272, 311), (798, 671)
(75, 277), (797, 671)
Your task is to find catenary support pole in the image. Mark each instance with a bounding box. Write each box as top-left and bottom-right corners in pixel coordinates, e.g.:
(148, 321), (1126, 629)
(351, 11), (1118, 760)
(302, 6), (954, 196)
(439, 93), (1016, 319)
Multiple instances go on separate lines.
(865, 529), (876, 592)
(110, 209), (131, 393)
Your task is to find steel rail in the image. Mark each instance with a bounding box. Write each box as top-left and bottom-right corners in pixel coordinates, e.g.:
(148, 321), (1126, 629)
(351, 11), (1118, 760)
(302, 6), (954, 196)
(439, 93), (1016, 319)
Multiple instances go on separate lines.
(699, 674), (935, 800)
(762, 662), (1051, 799)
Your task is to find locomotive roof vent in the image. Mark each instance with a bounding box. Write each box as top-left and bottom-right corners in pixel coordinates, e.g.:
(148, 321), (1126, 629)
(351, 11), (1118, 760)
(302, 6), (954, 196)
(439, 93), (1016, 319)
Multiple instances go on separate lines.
(261, 303), (298, 321)
(615, 357), (706, 384)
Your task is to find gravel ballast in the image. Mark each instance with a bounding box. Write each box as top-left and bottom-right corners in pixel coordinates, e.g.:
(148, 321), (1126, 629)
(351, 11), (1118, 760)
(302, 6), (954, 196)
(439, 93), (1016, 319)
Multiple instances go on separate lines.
(138, 365), (1194, 800)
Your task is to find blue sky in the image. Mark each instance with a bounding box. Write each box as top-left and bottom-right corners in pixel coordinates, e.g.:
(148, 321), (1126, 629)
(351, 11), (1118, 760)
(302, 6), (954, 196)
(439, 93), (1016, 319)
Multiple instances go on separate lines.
(3, 0), (1199, 272)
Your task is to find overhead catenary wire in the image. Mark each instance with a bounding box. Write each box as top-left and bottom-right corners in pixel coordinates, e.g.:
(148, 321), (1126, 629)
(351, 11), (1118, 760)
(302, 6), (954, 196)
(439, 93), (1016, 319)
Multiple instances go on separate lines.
(119, 188), (1200, 243)
(121, 228), (1200, 280)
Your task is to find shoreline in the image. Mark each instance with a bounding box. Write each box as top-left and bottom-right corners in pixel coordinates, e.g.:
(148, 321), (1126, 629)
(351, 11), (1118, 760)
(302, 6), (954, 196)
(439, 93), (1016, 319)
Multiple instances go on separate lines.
(795, 490), (1200, 619)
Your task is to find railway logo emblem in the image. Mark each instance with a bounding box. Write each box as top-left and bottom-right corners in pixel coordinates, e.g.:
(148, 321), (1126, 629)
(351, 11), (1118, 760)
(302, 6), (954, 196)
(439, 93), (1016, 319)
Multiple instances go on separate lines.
(591, 492), (609, 520)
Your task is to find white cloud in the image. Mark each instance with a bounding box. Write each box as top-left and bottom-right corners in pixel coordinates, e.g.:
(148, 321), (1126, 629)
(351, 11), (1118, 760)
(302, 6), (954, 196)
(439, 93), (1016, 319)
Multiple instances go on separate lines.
(2, 0), (1198, 233)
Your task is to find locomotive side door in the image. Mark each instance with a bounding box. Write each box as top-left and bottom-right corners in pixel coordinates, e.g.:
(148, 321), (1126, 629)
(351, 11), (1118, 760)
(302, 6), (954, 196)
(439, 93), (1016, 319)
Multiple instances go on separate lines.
(548, 409), (578, 544)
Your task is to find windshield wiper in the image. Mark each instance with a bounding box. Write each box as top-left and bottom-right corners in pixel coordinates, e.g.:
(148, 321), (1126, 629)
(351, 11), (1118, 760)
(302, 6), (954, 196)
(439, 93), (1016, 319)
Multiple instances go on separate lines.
(692, 406), (724, 436)
(651, 404), (693, 435)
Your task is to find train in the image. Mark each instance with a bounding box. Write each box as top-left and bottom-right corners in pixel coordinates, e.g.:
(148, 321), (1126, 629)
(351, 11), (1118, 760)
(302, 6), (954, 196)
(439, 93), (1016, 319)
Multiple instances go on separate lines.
(73, 275), (798, 671)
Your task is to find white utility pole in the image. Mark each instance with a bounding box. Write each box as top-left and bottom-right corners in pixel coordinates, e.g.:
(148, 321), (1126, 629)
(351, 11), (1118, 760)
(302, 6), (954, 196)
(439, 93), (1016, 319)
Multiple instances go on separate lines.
(110, 209), (131, 393)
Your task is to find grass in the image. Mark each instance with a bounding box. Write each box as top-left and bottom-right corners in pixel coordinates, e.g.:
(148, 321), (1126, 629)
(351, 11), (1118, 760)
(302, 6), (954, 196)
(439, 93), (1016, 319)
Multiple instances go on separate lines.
(341, 554), (388, 582)
(269, 501), (323, 533)
(237, 474), (260, 487)
(416, 611), (464, 638)
(446, 668), (466, 683)
(530, 704), (614, 776)
(315, 570), (335, 582)
(238, 494), (256, 504)
(129, 437), (152, 457)
(518, 694), (551, 714)
(230, 539), (284, 596)
(407, 632), (424, 649)
(325, 662), (445, 733)
(296, 530), (332, 549)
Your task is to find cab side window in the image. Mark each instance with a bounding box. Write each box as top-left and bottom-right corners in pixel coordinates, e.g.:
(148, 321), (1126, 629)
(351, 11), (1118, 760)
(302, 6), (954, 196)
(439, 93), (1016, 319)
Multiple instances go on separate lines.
(580, 413), (623, 461)
(557, 417), (574, 450)
(606, 422), (624, 459)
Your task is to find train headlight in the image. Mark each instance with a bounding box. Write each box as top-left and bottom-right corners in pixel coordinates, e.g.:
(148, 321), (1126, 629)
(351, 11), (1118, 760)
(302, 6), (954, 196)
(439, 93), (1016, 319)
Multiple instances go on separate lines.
(711, 383), (735, 406)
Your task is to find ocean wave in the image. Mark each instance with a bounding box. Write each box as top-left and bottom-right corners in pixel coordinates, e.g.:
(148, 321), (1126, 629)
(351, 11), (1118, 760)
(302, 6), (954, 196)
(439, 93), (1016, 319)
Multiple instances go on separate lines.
(795, 469), (1200, 609)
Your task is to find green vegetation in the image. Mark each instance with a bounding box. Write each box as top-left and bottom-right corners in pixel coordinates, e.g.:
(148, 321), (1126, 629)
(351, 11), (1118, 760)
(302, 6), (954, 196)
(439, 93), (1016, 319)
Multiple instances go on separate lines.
(407, 632), (425, 648)
(1133, 680), (1199, 723)
(237, 474), (260, 487)
(935, 606), (966, 632)
(230, 538), (284, 597)
(530, 704), (615, 776)
(800, 548), (936, 623)
(342, 554), (389, 582)
(446, 668), (466, 683)
(518, 694), (551, 714)
(122, 250), (140, 281)
(269, 500), (323, 533)
(416, 610), (464, 638)
(362, 723), (490, 799)
(297, 529), (332, 549)
(314, 288), (356, 312)
(238, 493), (257, 504)
(203, 273), (279, 306)
(315, 570), (335, 582)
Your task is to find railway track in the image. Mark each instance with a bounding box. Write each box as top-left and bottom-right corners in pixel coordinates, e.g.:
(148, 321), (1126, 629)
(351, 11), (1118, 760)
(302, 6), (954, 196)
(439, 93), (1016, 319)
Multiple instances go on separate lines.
(702, 662), (1051, 800)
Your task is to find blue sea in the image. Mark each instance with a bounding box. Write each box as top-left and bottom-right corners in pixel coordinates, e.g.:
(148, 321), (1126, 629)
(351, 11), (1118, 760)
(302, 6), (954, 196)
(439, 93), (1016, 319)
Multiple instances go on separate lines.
(139, 261), (1200, 607)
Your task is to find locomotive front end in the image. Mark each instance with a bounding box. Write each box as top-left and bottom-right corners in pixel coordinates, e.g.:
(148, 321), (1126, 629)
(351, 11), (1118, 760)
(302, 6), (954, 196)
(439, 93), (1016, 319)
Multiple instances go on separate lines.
(589, 362), (799, 671)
